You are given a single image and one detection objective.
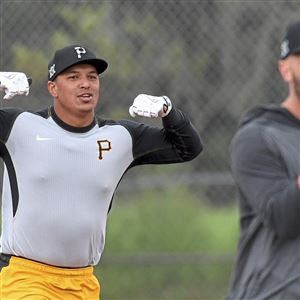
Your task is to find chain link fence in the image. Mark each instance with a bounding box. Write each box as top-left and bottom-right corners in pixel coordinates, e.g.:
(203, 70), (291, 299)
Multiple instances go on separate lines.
(1, 1), (298, 197)
(1, 1), (299, 299)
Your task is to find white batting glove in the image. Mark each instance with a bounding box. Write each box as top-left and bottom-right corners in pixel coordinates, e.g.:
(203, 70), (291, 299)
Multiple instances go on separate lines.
(129, 94), (172, 118)
(0, 72), (30, 100)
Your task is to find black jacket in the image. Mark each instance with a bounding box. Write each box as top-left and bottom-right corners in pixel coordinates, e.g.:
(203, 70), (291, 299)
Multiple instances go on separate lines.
(226, 104), (300, 300)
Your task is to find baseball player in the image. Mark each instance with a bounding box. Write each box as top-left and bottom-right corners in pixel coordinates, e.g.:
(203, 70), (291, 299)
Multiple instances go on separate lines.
(0, 45), (203, 299)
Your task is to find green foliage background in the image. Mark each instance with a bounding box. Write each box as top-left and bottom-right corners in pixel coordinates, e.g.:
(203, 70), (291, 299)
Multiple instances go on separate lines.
(3, 1), (295, 298)
(96, 187), (239, 299)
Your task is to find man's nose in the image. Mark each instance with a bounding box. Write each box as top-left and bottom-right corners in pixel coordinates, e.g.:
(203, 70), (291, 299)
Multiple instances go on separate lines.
(79, 78), (90, 88)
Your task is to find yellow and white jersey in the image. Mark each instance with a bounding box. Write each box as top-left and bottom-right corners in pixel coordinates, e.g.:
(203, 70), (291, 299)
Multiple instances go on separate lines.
(0, 106), (202, 268)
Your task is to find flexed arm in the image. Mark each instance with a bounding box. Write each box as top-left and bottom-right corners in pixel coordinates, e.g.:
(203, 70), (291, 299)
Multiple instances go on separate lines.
(124, 94), (203, 166)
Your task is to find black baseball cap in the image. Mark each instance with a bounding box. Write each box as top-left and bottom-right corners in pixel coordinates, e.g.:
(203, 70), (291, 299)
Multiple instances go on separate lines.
(280, 21), (300, 59)
(48, 45), (108, 81)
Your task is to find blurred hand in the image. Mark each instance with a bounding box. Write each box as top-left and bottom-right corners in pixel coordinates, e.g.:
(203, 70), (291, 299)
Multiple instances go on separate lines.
(0, 72), (30, 100)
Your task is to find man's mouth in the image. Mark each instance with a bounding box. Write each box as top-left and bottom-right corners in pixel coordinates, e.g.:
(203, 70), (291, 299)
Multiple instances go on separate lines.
(78, 93), (93, 102)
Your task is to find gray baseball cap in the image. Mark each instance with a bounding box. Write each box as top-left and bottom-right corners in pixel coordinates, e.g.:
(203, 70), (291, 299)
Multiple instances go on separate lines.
(280, 21), (300, 59)
(48, 45), (108, 81)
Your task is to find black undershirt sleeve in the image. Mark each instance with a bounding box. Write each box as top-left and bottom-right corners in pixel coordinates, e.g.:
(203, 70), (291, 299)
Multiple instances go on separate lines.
(120, 108), (203, 167)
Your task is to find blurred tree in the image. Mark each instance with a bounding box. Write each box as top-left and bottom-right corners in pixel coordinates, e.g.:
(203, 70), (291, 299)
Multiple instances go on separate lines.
(2, 1), (297, 174)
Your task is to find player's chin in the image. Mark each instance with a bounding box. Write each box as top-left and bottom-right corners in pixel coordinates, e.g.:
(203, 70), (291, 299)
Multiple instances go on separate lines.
(77, 98), (98, 110)
(79, 103), (97, 113)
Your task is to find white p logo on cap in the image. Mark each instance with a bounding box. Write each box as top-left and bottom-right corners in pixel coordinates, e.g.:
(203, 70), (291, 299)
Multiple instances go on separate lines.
(74, 47), (86, 59)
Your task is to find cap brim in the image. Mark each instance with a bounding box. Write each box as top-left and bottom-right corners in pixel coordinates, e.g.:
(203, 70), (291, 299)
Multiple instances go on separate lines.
(72, 58), (108, 75)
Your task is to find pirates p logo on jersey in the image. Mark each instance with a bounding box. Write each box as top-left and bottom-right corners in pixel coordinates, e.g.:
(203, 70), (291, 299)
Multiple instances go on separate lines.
(97, 140), (112, 160)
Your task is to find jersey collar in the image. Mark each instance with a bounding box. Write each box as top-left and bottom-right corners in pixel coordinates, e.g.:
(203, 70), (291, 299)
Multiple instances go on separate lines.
(49, 106), (97, 133)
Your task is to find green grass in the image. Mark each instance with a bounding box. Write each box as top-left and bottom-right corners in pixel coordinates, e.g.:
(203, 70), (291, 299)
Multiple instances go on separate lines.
(97, 262), (234, 300)
(96, 187), (239, 299)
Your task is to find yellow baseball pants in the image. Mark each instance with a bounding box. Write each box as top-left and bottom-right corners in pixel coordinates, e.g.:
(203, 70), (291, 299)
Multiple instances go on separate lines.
(0, 255), (100, 300)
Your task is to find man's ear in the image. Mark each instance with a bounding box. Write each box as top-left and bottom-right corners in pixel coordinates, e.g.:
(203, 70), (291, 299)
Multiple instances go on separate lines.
(278, 59), (292, 83)
(48, 81), (58, 97)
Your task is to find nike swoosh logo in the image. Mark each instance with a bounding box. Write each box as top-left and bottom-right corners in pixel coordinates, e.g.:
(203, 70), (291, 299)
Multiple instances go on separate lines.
(36, 135), (53, 141)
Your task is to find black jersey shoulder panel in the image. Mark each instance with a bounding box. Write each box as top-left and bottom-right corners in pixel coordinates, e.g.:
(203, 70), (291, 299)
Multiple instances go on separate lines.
(0, 107), (25, 143)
